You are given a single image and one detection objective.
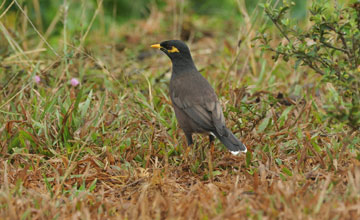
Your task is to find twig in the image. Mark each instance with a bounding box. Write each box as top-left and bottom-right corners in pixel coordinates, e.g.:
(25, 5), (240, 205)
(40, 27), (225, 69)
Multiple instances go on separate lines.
(264, 9), (291, 43)
(319, 39), (349, 54)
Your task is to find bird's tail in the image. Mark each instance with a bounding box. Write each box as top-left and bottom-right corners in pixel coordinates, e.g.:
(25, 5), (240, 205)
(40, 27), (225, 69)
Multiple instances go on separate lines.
(213, 128), (247, 155)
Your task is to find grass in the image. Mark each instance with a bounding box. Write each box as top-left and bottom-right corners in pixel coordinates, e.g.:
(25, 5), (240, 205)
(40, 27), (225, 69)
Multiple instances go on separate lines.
(1, 0), (360, 219)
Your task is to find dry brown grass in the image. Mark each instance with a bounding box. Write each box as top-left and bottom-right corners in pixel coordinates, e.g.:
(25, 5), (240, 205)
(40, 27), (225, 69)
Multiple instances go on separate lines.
(1, 151), (360, 219)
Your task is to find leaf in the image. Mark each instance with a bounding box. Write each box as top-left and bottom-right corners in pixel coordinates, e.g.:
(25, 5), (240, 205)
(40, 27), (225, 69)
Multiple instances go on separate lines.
(311, 140), (322, 153)
(73, 87), (83, 114)
(89, 179), (97, 192)
(18, 130), (27, 148)
(279, 173), (287, 181)
(41, 98), (57, 119)
(279, 106), (293, 128)
(282, 167), (293, 176)
(246, 151), (252, 167)
(275, 158), (283, 165)
(80, 90), (93, 118)
(212, 171), (222, 177)
(43, 174), (54, 198)
(258, 116), (271, 133)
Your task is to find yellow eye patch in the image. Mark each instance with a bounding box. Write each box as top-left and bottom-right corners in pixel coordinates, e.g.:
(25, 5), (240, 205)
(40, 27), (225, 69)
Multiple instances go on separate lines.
(168, 46), (179, 53)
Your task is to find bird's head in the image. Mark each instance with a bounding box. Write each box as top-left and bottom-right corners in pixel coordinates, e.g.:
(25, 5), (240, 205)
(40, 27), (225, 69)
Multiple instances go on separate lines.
(151, 40), (193, 65)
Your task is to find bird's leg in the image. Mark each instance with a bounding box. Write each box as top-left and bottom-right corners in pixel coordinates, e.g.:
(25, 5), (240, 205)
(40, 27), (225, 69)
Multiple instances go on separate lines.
(185, 133), (193, 146)
(209, 134), (215, 151)
(208, 134), (215, 182)
(184, 133), (193, 163)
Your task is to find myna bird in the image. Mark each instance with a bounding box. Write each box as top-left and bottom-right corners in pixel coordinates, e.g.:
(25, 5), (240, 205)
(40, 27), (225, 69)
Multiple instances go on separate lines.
(151, 40), (247, 155)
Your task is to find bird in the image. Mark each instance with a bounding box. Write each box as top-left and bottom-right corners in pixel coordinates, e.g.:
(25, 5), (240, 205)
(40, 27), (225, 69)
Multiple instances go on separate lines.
(151, 40), (247, 155)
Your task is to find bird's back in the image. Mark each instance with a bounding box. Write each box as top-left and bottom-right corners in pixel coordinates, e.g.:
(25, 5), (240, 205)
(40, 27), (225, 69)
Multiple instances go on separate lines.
(170, 68), (218, 106)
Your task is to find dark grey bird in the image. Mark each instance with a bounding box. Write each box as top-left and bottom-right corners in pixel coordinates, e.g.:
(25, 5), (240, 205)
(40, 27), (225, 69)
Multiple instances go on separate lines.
(151, 40), (247, 155)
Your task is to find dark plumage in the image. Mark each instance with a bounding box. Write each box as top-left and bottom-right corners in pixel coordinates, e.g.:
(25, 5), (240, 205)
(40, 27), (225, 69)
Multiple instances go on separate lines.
(151, 40), (247, 155)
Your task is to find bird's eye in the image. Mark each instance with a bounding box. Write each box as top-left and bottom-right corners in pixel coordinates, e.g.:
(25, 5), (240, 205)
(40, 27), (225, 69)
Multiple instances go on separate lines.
(167, 46), (180, 53)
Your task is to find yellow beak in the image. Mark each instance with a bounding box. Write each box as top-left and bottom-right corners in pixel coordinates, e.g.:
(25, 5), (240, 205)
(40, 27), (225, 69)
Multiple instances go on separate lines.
(151, 44), (162, 49)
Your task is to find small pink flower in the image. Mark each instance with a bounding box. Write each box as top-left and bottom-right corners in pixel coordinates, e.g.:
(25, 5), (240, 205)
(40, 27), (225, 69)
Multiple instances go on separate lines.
(34, 75), (41, 83)
(70, 78), (79, 87)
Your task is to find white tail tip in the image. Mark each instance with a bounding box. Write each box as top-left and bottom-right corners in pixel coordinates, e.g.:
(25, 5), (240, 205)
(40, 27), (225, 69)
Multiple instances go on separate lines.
(230, 144), (247, 155)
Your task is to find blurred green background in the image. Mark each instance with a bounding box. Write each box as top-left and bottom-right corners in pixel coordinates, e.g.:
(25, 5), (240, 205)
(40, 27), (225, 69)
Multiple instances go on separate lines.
(2, 0), (308, 34)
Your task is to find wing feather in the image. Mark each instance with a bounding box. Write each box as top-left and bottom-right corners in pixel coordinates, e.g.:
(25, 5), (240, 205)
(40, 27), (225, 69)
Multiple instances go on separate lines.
(170, 72), (227, 135)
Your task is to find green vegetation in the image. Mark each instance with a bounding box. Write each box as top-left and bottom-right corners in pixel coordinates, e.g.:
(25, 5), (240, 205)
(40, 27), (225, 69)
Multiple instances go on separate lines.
(0, 0), (359, 219)
(258, 0), (360, 130)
